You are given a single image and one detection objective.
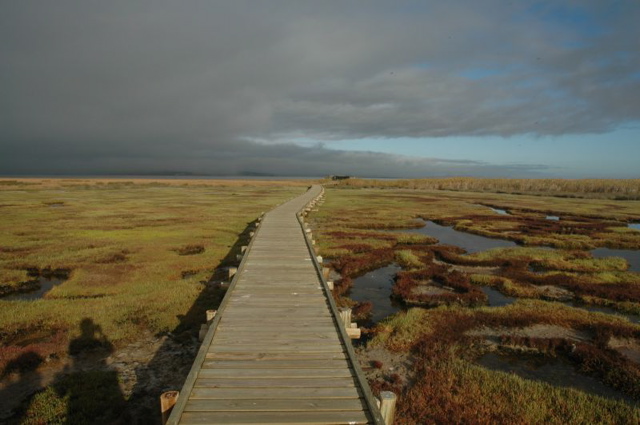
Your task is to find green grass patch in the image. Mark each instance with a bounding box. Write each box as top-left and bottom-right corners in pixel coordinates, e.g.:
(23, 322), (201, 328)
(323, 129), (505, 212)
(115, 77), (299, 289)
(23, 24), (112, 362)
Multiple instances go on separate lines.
(0, 179), (305, 367)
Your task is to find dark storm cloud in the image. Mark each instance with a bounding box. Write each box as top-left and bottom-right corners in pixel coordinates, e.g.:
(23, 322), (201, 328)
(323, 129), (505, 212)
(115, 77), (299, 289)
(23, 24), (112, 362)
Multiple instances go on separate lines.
(1, 1), (638, 176)
(0, 137), (548, 178)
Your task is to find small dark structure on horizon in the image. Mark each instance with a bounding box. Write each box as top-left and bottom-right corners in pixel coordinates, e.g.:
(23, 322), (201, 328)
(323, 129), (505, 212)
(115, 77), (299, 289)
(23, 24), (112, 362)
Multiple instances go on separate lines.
(330, 175), (352, 181)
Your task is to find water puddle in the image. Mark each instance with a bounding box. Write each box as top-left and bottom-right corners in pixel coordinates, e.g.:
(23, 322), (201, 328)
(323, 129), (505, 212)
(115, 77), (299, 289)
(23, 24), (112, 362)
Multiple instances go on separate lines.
(489, 207), (509, 215)
(629, 223), (640, 231)
(546, 216), (560, 221)
(349, 264), (403, 323)
(477, 352), (633, 403)
(590, 247), (640, 273)
(404, 220), (517, 254)
(480, 286), (517, 307)
(3, 277), (65, 301)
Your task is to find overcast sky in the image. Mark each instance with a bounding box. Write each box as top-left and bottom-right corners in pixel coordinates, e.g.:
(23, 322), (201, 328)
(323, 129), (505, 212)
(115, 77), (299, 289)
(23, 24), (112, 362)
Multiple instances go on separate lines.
(1, 1), (639, 178)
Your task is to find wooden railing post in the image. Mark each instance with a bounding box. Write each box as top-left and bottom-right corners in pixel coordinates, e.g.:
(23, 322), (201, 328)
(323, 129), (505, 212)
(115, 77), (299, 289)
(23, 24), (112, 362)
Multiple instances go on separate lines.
(228, 267), (237, 279)
(322, 267), (331, 279)
(160, 391), (179, 425)
(379, 391), (397, 425)
(339, 307), (352, 328)
(206, 309), (217, 324)
(338, 307), (361, 339)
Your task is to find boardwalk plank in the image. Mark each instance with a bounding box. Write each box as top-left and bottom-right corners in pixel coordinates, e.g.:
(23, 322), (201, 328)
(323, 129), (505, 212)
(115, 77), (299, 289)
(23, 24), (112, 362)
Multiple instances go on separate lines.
(184, 398), (365, 412)
(194, 378), (357, 388)
(201, 360), (350, 369)
(198, 368), (353, 379)
(190, 387), (360, 399)
(179, 410), (369, 424)
(170, 186), (379, 425)
(205, 352), (348, 361)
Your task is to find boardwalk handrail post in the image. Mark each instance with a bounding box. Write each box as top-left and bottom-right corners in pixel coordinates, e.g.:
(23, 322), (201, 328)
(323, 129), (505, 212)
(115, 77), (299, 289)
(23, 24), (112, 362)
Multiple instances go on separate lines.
(299, 186), (385, 424)
(322, 267), (331, 278)
(168, 185), (384, 424)
(165, 208), (268, 425)
(206, 309), (217, 324)
(160, 391), (179, 425)
(339, 307), (352, 328)
(228, 267), (237, 279)
(379, 391), (397, 425)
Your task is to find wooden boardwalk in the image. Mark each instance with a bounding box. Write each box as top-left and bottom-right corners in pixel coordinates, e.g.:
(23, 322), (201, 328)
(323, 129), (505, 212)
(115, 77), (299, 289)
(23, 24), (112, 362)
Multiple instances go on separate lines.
(167, 185), (385, 425)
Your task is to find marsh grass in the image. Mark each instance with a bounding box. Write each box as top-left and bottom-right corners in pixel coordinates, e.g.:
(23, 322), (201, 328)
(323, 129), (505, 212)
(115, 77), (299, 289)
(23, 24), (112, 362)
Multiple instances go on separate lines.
(398, 357), (639, 425)
(394, 250), (424, 269)
(311, 185), (640, 424)
(0, 178), (305, 370)
(369, 302), (640, 423)
(328, 177), (640, 200)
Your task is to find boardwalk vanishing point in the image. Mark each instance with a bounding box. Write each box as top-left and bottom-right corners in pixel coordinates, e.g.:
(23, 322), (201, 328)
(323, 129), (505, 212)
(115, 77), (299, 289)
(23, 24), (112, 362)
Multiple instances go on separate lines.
(165, 185), (395, 425)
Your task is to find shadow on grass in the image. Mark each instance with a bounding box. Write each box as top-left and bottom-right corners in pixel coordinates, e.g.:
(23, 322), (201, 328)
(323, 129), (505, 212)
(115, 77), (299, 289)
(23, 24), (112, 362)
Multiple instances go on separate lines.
(6, 318), (128, 425)
(4, 220), (258, 424)
(0, 352), (45, 422)
(125, 219), (258, 424)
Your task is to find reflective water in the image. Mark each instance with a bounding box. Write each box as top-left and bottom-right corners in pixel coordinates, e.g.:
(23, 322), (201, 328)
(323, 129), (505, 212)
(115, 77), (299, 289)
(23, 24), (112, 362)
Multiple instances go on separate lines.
(546, 216), (560, 221)
(404, 220), (517, 254)
(3, 277), (64, 301)
(477, 352), (633, 402)
(629, 223), (640, 231)
(349, 264), (403, 323)
(480, 286), (517, 307)
(590, 247), (640, 272)
(489, 207), (509, 215)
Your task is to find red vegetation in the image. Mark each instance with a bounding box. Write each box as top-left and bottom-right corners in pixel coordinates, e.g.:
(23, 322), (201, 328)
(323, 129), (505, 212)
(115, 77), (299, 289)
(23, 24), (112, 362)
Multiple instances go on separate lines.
(332, 277), (353, 297)
(432, 245), (506, 267)
(393, 265), (487, 307)
(503, 264), (640, 303)
(499, 335), (640, 400)
(371, 360), (383, 369)
(331, 248), (396, 278)
(337, 243), (375, 254)
(352, 301), (373, 320)
(327, 231), (397, 242)
(0, 329), (67, 372)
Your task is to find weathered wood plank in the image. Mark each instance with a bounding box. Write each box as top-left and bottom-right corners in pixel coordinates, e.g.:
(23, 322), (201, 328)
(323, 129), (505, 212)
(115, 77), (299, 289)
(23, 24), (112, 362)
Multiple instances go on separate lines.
(179, 410), (369, 425)
(215, 324), (337, 330)
(211, 337), (341, 345)
(189, 387), (360, 399)
(201, 360), (350, 369)
(207, 345), (345, 353)
(170, 186), (380, 425)
(213, 330), (338, 337)
(184, 398), (365, 412)
(193, 378), (357, 389)
(205, 352), (348, 361)
(198, 368), (353, 379)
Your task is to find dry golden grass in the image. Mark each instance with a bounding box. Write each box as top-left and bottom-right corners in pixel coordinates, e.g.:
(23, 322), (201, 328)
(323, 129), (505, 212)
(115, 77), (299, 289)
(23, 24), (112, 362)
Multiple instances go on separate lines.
(327, 177), (640, 200)
(0, 178), (307, 368)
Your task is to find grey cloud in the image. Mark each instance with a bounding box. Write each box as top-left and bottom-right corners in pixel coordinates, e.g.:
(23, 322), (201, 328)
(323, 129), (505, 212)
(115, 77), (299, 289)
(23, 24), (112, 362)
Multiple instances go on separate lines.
(1, 1), (638, 176)
(0, 137), (548, 178)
